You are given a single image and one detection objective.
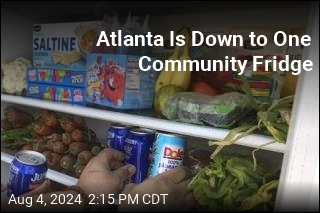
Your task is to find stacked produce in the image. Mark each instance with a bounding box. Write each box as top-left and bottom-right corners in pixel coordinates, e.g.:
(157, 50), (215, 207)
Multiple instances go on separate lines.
(1, 106), (102, 177)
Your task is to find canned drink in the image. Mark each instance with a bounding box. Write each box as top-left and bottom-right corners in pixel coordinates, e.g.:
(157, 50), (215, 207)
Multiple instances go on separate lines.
(107, 124), (130, 152)
(124, 128), (155, 184)
(148, 132), (185, 177)
(7, 150), (48, 197)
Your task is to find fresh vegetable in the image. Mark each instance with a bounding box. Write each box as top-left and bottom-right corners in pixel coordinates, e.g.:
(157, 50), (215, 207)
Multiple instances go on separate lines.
(91, 145), (102, 156)
(190, 80), (221, 96)
(33, 123), (55, 136)
(52, 141), (66, 154)
(47, 152), (62, 168)
(1, 118), (13, 130)
(59, 118), (76, 133)
(74, 163), (85, 178)
(43, 111), (61, 130)
(188, 155), (279, 212)
(69, 142), (88, 156)
(1, 57), (31, 95)
(21, 144), (33, 150)
(60, 154), (76, 171)
(77, 150), (93, 165)
(62, 132), (72, 145)
(71, 129), (88, 142)
(72, 115), (87, 130)
(4, 106), (34, 128)
(45, 133), (62, 142)
(32, 141), (47, 152)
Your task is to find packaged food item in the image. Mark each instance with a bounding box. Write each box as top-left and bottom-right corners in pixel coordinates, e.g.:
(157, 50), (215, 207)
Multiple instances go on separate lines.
(26, 82), (85, 106)
(27, 67), (86, 87)
(162, 92), (252, 128)
(33, 21), (99, 70)
(86, 53), (157, 109)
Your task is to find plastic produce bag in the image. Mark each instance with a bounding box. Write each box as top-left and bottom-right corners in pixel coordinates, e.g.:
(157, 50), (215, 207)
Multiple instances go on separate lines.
(162, 92), (252, 128)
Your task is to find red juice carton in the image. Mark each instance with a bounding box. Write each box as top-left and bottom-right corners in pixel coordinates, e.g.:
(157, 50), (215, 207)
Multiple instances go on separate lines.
(86, 54), (157, 109)
(26, 82), (85, 106)
(27, 67), (86, 87)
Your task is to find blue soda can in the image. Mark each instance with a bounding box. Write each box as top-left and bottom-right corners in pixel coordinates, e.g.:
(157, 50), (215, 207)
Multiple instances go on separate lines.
(148, 132), (185, 177)
(7, 150), (48, 197)
(107, 124), (130, 152)
(124, 128), (155, 184)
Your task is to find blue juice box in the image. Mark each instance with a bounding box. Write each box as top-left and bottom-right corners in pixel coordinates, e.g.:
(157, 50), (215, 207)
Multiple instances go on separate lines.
(26, 82), (85, 106)
(27, 67), (86, 87)
(86, 54), (157, 109)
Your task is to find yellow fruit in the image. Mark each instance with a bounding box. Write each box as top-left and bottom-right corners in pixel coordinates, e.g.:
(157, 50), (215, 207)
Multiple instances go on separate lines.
(170, 27), (192, 90)
(155, 41), (181, 93)
(281, 72), (299, 97)
(154, 84), (185, 113)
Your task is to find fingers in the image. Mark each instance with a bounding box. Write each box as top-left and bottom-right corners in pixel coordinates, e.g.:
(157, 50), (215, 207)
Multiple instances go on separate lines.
(112, 164), (136, 183)
(92, 148), (125, 170)
(121, 183), (137, 194)
(158, 166), (192, 184)
(21, 180), (51, 197)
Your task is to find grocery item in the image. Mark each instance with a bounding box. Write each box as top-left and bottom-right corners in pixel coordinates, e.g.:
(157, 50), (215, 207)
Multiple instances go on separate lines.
(162, 92), (251, 128)
(26, 82), (85, 106)
(124, 128), (155, 184)
(1, 57), (31, 96)
(153, 84), (185, 113)
(33, 21), (99, 70)
(280, 71), (298, 97)
(188, 154), (279, 212)
(106, 124), (130, 151)
(190, 80), (222, 96)
(170, 27), (192, 90)
(27, 67), (86, 87)
(86, 54), (157, 109)
(7, 150), (48, 197)
(155, 27), (191, 92)
(148, 132), (185, 177)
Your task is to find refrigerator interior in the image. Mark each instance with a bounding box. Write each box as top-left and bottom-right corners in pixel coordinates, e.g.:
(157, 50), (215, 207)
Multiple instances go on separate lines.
(1, 2), (318, 211)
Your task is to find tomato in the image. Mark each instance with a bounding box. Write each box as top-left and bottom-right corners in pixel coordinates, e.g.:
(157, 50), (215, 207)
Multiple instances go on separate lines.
(191, 80), (222, 96)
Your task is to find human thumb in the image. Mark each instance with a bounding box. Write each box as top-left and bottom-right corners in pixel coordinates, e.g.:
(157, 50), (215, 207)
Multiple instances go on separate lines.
(113, 164), (136, 182)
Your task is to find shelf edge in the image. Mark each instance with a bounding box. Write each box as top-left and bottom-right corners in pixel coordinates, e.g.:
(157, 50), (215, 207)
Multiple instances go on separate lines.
(1, 152), (78, 186)
(1, 94), (286, 153)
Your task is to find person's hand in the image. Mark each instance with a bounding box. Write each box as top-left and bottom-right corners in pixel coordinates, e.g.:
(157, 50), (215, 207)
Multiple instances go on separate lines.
(118, 166), (195, 212)
(21, 180), (51, 197)
(77, 148), (136, 206)
(1, 180), (51, 196)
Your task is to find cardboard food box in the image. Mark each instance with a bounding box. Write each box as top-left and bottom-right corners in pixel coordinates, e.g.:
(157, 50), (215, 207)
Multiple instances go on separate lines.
(26, 82), (85, 106)
(27, 67), (86, 87)
(86, 54), (157, 109)
(33, 21), (100, 70)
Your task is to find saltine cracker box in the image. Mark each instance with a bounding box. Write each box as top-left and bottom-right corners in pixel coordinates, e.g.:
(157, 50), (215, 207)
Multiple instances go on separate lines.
(33, 21), (100, 70)
(86, 54), (157, 109)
